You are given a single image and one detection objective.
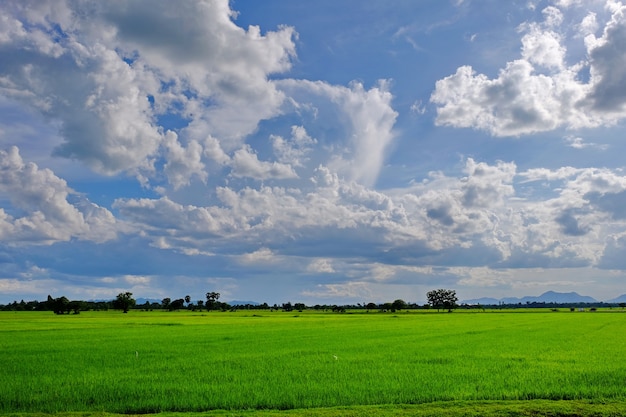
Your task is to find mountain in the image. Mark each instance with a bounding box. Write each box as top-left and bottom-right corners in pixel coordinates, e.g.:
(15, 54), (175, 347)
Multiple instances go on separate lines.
(461, 297), (500, 305)
(229, 300), (260, 306)
(463, 291), (597, 305)
(606, 294), (626, 303)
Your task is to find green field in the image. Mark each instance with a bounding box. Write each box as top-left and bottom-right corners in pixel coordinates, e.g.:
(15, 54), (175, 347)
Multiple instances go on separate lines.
(1, 309), (626, 416)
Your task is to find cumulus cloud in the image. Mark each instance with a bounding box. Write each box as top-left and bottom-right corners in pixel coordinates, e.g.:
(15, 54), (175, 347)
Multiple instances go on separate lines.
(0, 0), (297, 187)
(0, 146), (116, 244)
(278, 79), (398, 187)
(586, 1), (626, 112)
(431, 1), (626, 136)
(231, 145), (298, 180)
(112, 157), (626, 273)
(163, 132), (207, 190)
(271, 125), (317, 168)
(1, 0), (400, 196)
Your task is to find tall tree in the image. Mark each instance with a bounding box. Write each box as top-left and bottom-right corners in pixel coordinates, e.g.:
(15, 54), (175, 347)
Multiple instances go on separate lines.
(392, 299), (407, 311)
(206, 292), (220, 311)
(114, 292), (136, 313)
(47, 295), (70, 315)
(427, 289), (458, 312)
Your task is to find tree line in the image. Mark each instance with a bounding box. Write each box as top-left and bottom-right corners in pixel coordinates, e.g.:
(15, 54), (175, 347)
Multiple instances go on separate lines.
(0, 289), (461, 313)
(2, 288), (619, 313)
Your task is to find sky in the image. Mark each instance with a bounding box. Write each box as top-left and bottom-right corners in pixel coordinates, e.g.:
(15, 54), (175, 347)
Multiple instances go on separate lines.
(2, 0), (626, 305)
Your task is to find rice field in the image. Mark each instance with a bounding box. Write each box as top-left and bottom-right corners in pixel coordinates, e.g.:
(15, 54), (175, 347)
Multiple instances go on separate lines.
(1, 309), (625, 415)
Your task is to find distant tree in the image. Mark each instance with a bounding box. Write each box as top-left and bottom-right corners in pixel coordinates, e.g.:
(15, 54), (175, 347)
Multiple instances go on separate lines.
(392, 299), (407, 311)
(114, 292), (136, 313)
(169, 298), (185, 311)
(206, 292), (220, 311)
(196, 300), (204, 310)
(282, 302), (293, 312)
(184, 295), (191, 307)
(294, 303), (306, 312)
(365, 302), (378, 311)
(427, 289), (458, 312)
(68, 300), (86, 314)
(47, 295), (70, 314)
(161, 298), (171, 310)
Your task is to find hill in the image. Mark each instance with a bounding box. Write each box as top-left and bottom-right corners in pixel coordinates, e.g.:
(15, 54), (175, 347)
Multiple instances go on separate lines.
(463, 291), (597, 305)
(607, 294), (626, 303)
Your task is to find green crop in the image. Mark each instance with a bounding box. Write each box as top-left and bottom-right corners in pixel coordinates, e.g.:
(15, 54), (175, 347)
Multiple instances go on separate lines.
(1, 310), (625, 413)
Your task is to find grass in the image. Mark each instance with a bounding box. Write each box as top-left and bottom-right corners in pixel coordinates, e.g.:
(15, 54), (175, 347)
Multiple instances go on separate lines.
(1, 309), (625, 416)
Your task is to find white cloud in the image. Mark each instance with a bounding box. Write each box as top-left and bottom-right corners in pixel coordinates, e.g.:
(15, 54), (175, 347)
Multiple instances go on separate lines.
(563, 134), (608, 149)
(163, 132), (207, 190)
(123, 275), (152, 286)
(113, 196), (231, 239)
(578, 12), (599, 36)
(586, 2), (626, 112)
(543, 6), (565, 27)
(431, 2), (626, 136)
(553, 0), (583, 8)
(278, 79), (398, 187)
(521, 25), (565, 69)
(0, 146), (116, 244)
(230, 145), (298, 180)
(238, 248), (277, 264)
(0, 0), (297, 188)
(271, 125), (317, 168)
(307, 258), (335, 273)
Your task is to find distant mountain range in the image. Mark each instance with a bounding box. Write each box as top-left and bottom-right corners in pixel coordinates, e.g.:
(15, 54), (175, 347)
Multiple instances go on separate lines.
(607, 294), (626, 303)
(462, 291), (611, 305)
(229, 300), (260, 306)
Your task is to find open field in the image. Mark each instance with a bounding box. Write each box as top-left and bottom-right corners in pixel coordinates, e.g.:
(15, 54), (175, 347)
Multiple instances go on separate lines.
(1, 309), (626, 416)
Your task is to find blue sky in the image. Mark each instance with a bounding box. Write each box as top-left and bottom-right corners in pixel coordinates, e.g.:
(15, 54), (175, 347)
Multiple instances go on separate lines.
(2, 0), (626, 305)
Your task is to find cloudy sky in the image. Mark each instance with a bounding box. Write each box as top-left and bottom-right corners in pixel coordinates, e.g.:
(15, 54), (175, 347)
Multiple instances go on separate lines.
(2, 0), (626, 305)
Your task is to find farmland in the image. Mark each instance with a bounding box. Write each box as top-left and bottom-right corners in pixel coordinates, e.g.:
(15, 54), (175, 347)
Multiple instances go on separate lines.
(1, 309), (625, 416)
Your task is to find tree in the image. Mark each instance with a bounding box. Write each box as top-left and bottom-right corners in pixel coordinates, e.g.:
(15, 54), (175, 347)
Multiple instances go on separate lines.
(68, 300), (86, 314)
(47, 295), (70, 315)
(184, 295), (191, 307)
(206, 292), (220, 311)
(114, 292), (136, 313)
(392, 299), (407, 311)
(365, 302), (378, 311)
(161, 298), (171, 310)
(169, 298), (185, 311)
(427, 289), (458, 312)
